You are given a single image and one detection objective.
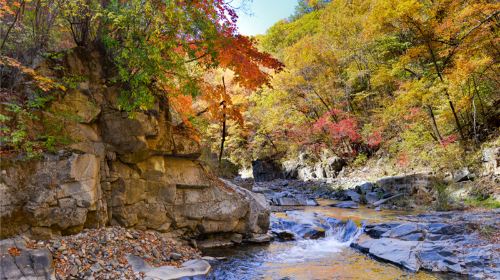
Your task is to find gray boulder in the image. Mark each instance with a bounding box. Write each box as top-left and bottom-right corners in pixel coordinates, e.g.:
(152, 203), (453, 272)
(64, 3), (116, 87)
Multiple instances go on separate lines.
(356, 182), (374, 194)
(0, 239), (55, 280)
(381, 223), (423, 239)
(365, 192), (380, 205)
(345, 190), (361, 202)
(453, 168), (473, 182)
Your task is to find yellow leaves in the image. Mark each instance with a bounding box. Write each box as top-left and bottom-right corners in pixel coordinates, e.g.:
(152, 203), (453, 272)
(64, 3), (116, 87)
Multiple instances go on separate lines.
(371, 66), (394, 89)
(0, 56), (65, 92)
(448, 54), (492, 83)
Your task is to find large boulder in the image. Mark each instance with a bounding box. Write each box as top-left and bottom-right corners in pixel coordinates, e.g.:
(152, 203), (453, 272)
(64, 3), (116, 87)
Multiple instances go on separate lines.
(330, 201), (359, 209)
(375, 173), (437, 197)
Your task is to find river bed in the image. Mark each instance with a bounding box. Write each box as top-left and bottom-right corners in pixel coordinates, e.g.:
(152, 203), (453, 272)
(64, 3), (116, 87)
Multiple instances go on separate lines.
(203, 200), (462, 280)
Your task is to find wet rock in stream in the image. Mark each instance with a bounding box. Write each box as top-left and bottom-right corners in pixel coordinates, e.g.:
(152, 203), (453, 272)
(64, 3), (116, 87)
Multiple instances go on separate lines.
(351, 210), (500, 279)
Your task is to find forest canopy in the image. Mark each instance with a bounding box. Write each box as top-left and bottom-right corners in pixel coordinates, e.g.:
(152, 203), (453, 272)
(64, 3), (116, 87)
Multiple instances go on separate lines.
(227, 0), (499, 171)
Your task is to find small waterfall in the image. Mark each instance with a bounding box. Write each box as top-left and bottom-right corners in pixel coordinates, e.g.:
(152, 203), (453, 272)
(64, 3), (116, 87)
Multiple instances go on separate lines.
(326, 219), (363, 243)
(272, 211), (363, 243)
(270, 211), (364, 262)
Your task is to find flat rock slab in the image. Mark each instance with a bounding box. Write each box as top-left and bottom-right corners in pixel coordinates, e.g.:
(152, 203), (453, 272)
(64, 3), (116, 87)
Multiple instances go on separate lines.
(352, 210), (500, 279)
(271, 196), (317, 206)
(330, 201), (359, 209)
(0, 239), (55, 280)
(354, 237), (420, 271)
(127, 255), (211, 280)
(197, 239), (234, 250)
(245, 233), (273, 243)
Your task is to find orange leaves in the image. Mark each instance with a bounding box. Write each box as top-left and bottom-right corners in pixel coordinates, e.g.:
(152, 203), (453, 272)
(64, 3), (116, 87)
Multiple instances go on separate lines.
(199, 81), (243, 125)
(216, 35), (283, 90)
(8, 247), (21, 257)
(0, 0), (20, 17)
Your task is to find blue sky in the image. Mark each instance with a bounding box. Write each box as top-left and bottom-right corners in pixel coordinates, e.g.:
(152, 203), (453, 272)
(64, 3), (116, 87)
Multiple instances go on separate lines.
(234, 0), (297, 36)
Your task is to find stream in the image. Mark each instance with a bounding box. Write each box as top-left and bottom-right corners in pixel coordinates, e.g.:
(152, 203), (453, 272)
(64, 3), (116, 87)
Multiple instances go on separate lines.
(203, 200), (459, 280)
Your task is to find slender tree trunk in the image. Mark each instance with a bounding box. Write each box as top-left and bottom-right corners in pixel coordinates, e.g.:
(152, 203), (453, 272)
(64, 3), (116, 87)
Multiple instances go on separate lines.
(445, 90), (465, 140)
(218, 77), (227, 165)
(472, 93), (478, 144)
(426, 105), (443, 143)
(263, 133), (279, 153)
(472, 77), (487, 119)
(420, 31), (465, 141)
(311, 88), (332, 112)
(1, 0), (25, 51)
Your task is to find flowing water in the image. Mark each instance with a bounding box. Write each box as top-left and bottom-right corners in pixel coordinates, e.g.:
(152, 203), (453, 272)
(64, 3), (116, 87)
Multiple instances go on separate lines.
(203, 200), (455, 280)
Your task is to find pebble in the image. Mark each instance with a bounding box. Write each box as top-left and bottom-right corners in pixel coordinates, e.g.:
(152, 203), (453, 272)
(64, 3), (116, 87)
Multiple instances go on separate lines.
(27, 226), (201, 279)
(169, 252), (182, 260)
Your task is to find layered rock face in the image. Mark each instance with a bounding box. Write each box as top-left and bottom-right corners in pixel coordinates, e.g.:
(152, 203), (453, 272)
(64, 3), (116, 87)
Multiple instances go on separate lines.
(283, 152), (346, 181)
(252, 152), (346, 183)
(0, 47), (269, 240)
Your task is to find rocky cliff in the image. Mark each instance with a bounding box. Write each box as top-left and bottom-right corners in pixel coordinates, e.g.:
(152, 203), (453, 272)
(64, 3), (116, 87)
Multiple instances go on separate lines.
(0, 47), (269, 240)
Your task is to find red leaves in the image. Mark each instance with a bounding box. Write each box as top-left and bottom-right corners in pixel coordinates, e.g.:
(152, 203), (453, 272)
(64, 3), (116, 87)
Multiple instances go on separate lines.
(313, 109), (361, 144)
(441, 134), (458, 147)
(366, 130), (382, 148)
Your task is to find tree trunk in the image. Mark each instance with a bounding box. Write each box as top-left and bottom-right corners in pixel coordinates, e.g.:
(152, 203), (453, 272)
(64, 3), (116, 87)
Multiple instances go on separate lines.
(218, 77), (227, 165)
(472, 92), (478, 144)
(445, 90), (465, 140)
(1, 0), (25, 51)
(426, 105), (443, 143)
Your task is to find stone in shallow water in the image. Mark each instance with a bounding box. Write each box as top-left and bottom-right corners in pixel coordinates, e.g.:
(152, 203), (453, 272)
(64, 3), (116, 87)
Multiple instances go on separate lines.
(298, 226), (326, 240)
(381, 223), (422, 238)
(366, 238), (420, 272)
(127, 255), (211, 280)
(246, 233), (273, 243)
(272, 230), (296, 241)
(330, 201), (359, 209)
(272, 196), (317, 206)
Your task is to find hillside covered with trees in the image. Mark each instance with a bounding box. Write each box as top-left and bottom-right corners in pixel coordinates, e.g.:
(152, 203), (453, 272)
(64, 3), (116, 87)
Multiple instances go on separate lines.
(213, 0), (499, 175)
